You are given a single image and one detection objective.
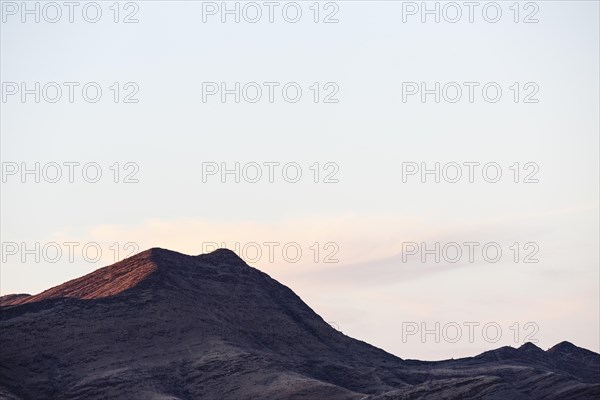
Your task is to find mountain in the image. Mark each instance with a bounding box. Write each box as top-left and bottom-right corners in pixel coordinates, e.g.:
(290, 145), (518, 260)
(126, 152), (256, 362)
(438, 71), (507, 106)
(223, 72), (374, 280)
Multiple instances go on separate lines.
(1, 248), (598, 399)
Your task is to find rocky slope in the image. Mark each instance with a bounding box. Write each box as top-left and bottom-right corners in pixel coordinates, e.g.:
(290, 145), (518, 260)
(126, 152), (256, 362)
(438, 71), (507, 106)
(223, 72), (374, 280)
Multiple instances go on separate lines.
(1, 248), (598, 399)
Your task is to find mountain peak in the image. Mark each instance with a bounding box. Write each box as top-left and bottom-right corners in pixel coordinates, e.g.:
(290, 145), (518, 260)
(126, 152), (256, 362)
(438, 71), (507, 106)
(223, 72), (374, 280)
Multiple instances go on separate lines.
(138, 247), (247, 266)
(198, 248), (247, 266)
(547, 341), (585, 354)
(519, 342), (543, 352)
(0, 248), (250, 307)
(550, 340), (576, 349)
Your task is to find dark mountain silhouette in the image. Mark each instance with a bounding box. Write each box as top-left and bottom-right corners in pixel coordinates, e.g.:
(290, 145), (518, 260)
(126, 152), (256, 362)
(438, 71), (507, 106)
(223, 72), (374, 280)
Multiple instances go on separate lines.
(1, 248), (598, 399)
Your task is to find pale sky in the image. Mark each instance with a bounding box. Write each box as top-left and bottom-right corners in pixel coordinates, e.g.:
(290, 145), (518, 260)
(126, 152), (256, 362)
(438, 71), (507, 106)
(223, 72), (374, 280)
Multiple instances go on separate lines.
(1, 1), (598, 360)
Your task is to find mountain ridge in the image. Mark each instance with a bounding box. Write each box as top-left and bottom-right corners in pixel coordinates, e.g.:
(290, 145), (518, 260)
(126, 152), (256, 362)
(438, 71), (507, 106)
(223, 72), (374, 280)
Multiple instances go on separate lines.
(1, 247), (598, 399)
(0, 247), (249, 307)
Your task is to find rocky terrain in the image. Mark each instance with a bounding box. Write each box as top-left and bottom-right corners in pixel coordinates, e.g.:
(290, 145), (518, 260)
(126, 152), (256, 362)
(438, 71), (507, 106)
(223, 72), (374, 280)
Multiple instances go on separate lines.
(1, 248), (599, 399)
